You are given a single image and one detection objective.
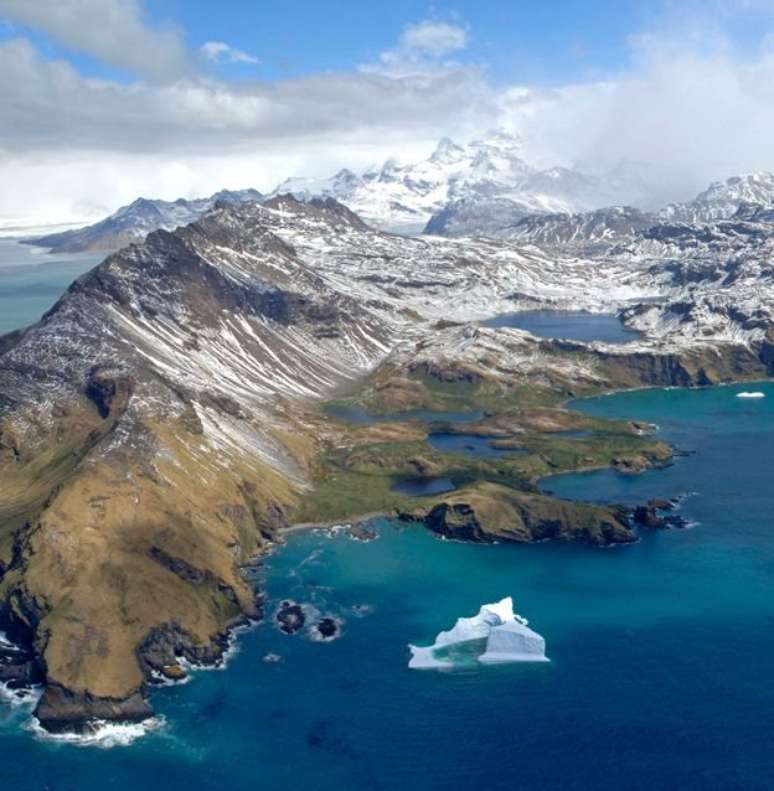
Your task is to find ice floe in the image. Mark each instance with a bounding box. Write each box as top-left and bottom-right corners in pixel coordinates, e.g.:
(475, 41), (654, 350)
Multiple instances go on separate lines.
(408, 597), (548, 669)
(736, 391), (765, 398)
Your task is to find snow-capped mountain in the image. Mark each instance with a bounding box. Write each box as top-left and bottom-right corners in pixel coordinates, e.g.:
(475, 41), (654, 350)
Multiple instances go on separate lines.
(27, 188), (263, 253)
(495, 206), (656, 252)
(660, 173), (774, 223)
(269, 130), (607, 235)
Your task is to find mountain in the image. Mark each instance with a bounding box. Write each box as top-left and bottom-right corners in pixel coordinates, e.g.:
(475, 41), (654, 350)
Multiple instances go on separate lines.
(660, 173), (774, 223)
(436, 205), (657, 249)
(270, 131), (608, 235)
(498, 206), (655, 249)
(424, 167), (774, 240)
(3, 194), (774, 734)
(26, 188), (263, 253)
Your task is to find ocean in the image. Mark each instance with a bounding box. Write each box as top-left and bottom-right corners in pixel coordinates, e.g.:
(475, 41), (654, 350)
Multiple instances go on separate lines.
(0, 238), (104, 335)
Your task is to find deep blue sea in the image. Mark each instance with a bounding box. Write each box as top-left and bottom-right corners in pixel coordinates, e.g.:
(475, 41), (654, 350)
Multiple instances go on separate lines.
(1, 274), (772, 787)
(0, 238), (103, 335)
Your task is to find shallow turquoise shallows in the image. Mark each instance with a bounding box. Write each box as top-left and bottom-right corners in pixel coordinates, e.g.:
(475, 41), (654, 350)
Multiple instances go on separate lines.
(1, 381), (773, 788)
(0, 238), (104, 334)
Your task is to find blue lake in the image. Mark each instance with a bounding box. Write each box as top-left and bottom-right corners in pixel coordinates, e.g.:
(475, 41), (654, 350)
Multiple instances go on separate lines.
(484, 310), (640, 344)
(390, 475), (457, 496)
(0, 238), (103, 335)
(427, 432), (525, 458)
(327, 405), (483, 425)
(2, 381), (773, 789)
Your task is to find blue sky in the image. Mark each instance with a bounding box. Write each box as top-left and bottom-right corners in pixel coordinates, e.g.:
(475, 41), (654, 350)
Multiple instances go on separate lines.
(1, 1), (774, 222)
(0, 0), (774, 85)
(154, 0), (649, 83)
(4, 1), (768, 85)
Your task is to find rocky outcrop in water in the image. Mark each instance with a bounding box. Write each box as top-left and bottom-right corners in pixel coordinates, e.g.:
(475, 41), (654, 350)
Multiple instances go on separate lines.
(397, 483), (637, 546)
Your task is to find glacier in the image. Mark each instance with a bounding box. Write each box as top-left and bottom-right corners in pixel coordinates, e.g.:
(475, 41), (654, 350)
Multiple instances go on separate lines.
(408, 597), (548, 669)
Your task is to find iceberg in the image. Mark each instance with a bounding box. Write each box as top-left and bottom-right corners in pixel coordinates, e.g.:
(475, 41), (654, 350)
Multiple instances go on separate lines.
(408, 597), (548, 668)
(736, 391), (765, 398)
(479, 620), (549, 664)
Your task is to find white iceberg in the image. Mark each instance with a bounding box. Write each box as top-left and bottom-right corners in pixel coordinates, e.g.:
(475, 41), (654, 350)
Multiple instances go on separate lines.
(736, 391), (765, 399)
(479, 620), (549, 664)
(408, 597), (548, 669)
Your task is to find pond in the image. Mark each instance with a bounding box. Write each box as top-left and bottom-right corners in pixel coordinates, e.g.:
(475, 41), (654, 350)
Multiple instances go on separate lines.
(484, 309), (640, 344)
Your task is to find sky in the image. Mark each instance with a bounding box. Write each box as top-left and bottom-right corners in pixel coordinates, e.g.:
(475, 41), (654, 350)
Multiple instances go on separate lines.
(2, 0), (774, 223)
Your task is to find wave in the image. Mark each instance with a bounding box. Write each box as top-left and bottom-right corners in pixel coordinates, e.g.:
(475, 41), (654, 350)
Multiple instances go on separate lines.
(736, 391), (765, 399)
(26, 715), (166, 749)
(0, 681), (42, 710)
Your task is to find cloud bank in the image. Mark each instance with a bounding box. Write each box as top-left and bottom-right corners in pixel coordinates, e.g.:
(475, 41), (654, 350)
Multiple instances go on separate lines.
(1, 3), (774, 221)
(0, 0), (188, 80)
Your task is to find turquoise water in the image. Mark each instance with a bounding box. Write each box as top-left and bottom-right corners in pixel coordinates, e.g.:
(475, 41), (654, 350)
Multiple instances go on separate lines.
(484, 310), (640, 343)
(2, 380), (773, 788)
(0, 238), (103, 334)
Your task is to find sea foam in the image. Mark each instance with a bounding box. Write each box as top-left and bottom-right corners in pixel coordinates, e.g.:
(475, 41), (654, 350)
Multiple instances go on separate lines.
(736, 391), (765, 399)
(26, 716), (166, 749)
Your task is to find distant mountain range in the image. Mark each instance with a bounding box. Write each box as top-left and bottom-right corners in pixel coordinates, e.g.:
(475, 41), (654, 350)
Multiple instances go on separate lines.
(269, 131), (618, 234)
(24, 131), (774, 254)
(27, 189), (263, 253)
(659, 172), (774, 223)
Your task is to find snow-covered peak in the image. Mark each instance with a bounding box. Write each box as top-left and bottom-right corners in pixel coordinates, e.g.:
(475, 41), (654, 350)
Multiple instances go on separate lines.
(267, 129), (588, 235)
(429, 136), (466, 165)
(661, 172), (774, 223)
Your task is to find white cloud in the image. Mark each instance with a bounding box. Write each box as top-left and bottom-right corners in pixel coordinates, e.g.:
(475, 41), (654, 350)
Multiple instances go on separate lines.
(362, 19), (470, 78)
(201, 41), (260, 66)
(4, 7), (774, 220)
(401, 21), (468, 57)
(0, 0), (188, 80)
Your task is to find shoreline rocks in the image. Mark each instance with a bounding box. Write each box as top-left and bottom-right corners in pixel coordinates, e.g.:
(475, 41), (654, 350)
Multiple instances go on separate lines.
(275, 601), (306, 635)
(34, 686), (153, 735)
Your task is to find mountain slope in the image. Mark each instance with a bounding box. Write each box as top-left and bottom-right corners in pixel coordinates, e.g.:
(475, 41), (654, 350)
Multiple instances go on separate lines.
(26, 189), (263, 253)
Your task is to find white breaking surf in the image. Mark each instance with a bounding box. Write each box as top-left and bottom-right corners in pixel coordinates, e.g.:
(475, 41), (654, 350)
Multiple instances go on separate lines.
(408, 597), (548, 669)
(25, 716), (166, 748)
(736, 391), (765, 398)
